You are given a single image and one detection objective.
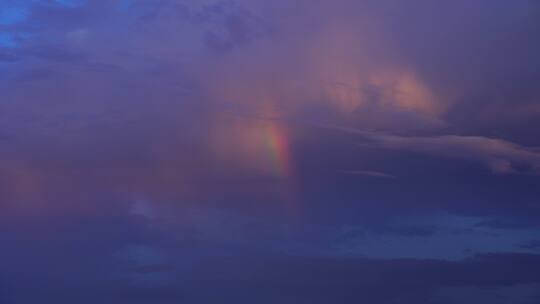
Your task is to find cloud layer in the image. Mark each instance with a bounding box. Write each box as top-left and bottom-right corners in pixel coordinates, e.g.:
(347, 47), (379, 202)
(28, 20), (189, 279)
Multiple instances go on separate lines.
(1, 0), (540, 303)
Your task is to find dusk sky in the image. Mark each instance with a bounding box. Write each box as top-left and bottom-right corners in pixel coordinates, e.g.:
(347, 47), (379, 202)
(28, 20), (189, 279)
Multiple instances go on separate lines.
(1, 0), (540, 303)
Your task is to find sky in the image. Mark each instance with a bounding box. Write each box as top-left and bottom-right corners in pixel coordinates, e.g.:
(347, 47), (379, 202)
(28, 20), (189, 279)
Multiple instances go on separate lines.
(1, 0), (540, 303)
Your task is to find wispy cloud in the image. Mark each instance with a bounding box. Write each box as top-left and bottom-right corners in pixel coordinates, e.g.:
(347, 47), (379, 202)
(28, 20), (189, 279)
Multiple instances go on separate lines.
(328, 125), (540, 175)
(342, 170), (397, 179)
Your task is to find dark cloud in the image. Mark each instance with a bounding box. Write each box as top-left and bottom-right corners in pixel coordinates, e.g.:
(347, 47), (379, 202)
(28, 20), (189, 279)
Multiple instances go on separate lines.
(4, 250), (540, 303)
(129, 264), (177, 275)
(476, 218), (540, 230)
(371, 224), (438, 237)
(518, 240), (540, 250)
(196, 1), (273, 51)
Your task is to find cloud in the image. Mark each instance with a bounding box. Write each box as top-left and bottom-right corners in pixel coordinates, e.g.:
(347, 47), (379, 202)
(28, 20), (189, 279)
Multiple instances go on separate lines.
(371, 134), (540, 175)
(5, 252), (540, 304)
(330, 125), (540, 175)
(0, 2), (539, 303)
(475, 218), (540, 230)
(0, 49), (19, 62)
(129, 264), (176, 275)
(342, 170), (397, 179)
(518, 240), (540, 250)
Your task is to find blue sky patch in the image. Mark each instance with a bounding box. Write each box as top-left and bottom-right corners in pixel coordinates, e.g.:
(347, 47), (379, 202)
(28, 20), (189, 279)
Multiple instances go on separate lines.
(0, 33), (17, 48)
(0, 5), (28, 25)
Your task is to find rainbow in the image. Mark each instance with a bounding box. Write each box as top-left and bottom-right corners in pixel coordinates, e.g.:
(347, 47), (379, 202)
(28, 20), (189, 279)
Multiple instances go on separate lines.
(263, 122), (300, 217)
(264, 123), (294, 178)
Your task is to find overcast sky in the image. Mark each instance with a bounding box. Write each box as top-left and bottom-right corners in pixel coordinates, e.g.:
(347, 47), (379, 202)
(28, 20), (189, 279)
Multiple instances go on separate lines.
(1, 1), (540, 303)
